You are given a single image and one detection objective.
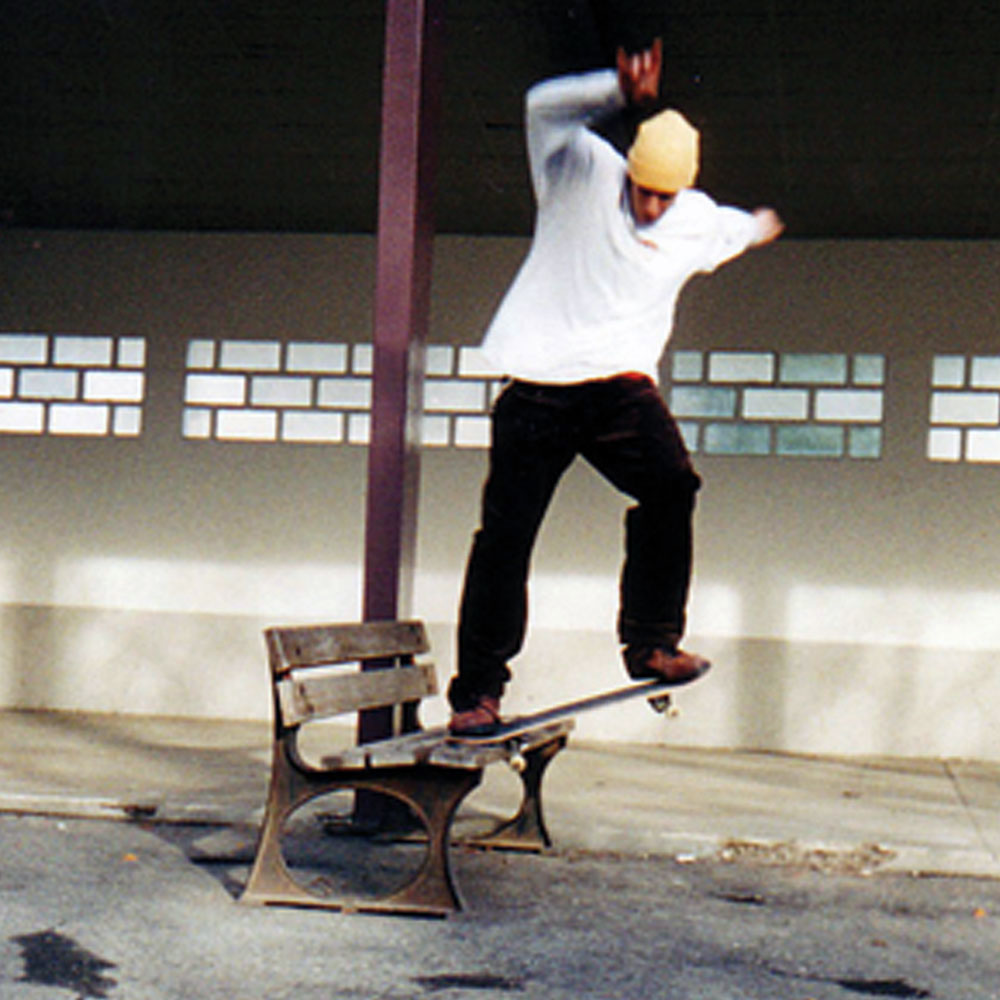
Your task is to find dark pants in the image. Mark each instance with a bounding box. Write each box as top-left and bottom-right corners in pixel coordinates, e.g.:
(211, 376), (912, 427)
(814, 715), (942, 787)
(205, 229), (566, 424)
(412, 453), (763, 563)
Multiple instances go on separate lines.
(448, 374), (702, 712)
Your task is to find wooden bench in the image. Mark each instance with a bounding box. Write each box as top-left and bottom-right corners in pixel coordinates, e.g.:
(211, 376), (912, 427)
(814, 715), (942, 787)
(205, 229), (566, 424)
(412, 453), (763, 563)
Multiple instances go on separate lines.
(239, 620), (572, 917)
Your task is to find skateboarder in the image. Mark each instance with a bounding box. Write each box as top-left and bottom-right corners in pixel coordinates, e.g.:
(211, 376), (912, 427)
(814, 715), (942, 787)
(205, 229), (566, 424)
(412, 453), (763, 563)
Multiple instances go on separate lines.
(448, 38), (783, 735)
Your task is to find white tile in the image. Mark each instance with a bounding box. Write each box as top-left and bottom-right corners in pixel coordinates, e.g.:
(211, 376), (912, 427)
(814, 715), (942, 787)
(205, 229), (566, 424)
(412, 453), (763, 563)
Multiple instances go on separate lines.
(707, 422), (772, 455)
(420, 414), (451, 446)
(930, 391), (999, 426)
(424, 379), (487, 412)
(852, 354), (885, 386)
(671, 351), (704, 382)
(970, 356), (1000, 389)
(185, 374), (246, 406)
(53, 336), (113, 366)
(780, 353), (848, 385)
(186, 340), (216, 370)
(742, 388), (808, 421)
(117, 338), (147, 368)
(669, 385), (738, 419)
(19, 368), (78, 400)
(966, 429), (1000, 463)
(182, 408), (213, 439)
(219, 340), (281, 371)
(0, 401), (44, 433)
(348, 413), (370, 444)
(84, 371), (145, 403)
(709, 351), (774, 383)
(425, 345), (455, 376)
(0, 334), (47, 365)
(318, 377), (372, 408)
(351, 344), (373, 374)
(453, 415), (490, 448)
(48, 403), (110, 435)
(281, 410), (344, 443)
(286, 342), (348, 374)
(932, 355), (966, 388)
(251, 376), (312, 407)
(815, 389), (884, 422)
(458, 346), (495, 378)
(927, 428), (962, 462)
(774, 424), (843, 457)
(113, 406), (143, 437)
(848, 426), (882, 459)
(216, 408), (278, 441)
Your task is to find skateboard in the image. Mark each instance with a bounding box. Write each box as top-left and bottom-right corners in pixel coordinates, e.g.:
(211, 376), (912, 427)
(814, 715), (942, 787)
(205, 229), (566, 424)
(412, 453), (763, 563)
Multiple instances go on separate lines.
(447, 677), (679, 751)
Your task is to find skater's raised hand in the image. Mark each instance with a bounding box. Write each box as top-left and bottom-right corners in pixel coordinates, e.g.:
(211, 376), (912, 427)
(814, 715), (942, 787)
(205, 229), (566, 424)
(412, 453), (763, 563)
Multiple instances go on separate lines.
(617, 37), (662, 106)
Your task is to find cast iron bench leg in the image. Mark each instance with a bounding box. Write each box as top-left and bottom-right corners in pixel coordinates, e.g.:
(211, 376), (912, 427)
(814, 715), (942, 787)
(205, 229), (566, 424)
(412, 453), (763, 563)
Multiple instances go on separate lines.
(470, 735), (568, 851)
(241, 746), (483, 916)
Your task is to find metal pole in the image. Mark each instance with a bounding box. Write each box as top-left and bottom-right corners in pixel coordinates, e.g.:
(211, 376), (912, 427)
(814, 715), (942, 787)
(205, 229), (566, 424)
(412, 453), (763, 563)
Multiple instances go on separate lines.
(359, 0), (445, 749)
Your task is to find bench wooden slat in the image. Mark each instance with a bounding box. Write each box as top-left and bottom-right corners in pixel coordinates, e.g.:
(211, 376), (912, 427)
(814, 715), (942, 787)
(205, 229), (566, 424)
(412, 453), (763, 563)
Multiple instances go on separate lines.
(321, 729), (502, 771)
(277, 661), (438, 728)
(319, 719), (576, 771)
(426, 720), (574, 768)
(266, 620), (428, 676)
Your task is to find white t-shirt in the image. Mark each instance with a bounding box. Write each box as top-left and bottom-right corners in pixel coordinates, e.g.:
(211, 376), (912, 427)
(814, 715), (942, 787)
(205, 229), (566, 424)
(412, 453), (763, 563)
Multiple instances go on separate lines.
(481, 69), (763, 385)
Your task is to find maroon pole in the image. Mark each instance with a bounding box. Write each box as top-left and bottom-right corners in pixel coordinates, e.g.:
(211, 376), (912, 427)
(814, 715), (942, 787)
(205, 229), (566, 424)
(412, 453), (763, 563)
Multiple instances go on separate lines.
(359, 0), (445, 747)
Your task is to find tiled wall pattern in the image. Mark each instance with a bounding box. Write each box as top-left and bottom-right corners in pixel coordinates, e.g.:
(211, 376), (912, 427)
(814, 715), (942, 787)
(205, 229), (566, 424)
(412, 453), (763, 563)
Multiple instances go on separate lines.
(928, 355), (1000, 463)
(668, 350), (886, 459)
(182, 340), (502, 447)
(8, 334), (997, 469)
(0, 333), (146, 437)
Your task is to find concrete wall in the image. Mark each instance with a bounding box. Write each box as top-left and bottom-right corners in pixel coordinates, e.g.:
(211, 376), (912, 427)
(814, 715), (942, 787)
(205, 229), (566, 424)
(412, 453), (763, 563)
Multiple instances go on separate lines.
(1, 229), (998, 760)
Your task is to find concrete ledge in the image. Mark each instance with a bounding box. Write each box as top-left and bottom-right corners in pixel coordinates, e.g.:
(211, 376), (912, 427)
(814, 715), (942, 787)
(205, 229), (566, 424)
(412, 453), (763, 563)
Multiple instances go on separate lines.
(1, 709), (997, 879)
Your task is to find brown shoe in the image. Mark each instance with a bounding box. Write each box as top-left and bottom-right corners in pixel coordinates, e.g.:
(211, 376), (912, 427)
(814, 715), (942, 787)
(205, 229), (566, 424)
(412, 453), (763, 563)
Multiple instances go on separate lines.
(448, 695), (501, 736)
(623, 646), (711, 686)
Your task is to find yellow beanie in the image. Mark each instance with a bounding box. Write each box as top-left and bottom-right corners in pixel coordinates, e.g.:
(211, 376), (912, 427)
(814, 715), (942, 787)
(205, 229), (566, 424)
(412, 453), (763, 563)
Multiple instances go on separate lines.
(626, 109), (700, 194)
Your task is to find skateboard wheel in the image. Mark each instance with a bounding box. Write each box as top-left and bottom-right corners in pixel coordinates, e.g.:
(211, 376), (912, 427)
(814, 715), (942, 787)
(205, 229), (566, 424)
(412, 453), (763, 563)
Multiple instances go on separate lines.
(509, 751), (527, 773)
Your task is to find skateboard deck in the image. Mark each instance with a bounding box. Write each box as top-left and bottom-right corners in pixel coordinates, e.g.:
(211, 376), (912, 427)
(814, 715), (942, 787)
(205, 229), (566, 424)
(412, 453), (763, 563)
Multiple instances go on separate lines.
(447, 677), (677, 746)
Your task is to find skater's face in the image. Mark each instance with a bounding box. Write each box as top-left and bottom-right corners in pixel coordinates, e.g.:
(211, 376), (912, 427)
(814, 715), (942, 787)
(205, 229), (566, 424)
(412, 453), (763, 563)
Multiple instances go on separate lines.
(627, 180), (675, 226)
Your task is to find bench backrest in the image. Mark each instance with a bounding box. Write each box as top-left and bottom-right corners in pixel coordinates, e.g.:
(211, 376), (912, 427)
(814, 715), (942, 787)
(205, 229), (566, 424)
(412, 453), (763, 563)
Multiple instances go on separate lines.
(264, 620), (436, 736)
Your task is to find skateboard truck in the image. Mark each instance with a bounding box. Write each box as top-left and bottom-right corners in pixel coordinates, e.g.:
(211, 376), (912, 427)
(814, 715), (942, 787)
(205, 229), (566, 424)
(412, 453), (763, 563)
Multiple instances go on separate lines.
(470, 732), (568, 851)
(648, 691), (678, 716)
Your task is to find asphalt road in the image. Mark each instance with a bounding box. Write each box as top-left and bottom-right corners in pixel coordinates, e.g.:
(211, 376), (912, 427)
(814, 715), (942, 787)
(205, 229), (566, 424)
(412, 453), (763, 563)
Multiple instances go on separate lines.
(2, 813), (998, 1000)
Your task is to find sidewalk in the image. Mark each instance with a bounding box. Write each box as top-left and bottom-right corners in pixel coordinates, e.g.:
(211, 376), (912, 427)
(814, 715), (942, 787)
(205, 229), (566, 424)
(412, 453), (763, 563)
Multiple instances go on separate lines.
(1, 708), (997, 879)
